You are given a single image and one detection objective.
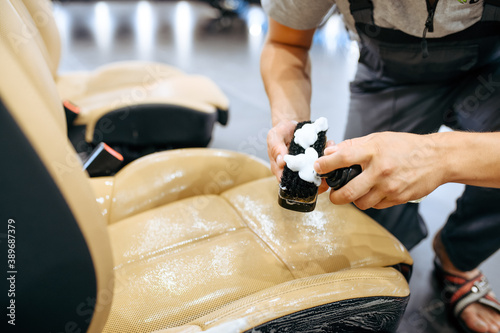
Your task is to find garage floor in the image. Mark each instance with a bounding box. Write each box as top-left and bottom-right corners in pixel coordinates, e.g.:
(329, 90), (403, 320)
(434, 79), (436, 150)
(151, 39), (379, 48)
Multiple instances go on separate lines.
(52, 1), (499, 332)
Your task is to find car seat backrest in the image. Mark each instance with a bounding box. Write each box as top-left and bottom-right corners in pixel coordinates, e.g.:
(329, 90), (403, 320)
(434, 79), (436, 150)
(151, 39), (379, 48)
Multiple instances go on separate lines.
(3, 0), (66, 131)
(0, 1), (114, 331)
(12, 0), (61, 79)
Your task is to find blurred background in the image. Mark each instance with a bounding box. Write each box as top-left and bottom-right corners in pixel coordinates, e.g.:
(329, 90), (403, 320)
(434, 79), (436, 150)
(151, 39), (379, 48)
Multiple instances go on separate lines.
(52, 1), (499, 332)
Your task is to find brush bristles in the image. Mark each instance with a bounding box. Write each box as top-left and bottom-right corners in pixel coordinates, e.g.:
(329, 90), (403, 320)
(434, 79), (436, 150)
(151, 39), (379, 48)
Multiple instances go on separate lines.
(280, 121), (327, 201)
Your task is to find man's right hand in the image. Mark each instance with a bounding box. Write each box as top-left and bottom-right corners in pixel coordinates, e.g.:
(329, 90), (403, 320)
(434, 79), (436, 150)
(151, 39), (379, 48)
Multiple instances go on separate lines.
(267, 120), (297, 182)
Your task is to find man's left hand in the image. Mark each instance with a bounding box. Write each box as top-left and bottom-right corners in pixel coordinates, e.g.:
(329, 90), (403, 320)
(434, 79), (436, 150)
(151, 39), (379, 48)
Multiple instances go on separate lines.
(314, 132), (446, 209)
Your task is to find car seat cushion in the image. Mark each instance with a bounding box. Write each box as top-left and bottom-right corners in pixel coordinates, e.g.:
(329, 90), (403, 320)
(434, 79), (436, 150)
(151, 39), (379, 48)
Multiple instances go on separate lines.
(102, 229), (294, 333)
(221, 177), (413, 278)
(108, 194), (247, 267)
(108, 149), (272, 223)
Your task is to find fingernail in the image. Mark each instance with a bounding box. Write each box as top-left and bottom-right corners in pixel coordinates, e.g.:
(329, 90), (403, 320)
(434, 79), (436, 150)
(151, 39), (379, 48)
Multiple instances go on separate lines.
(314, 161), (320, 172)
(277, 154), (283, 165)
(324, 146), (338, 154)
(474, 320), (487, 329)
(326, 140), (336, 147)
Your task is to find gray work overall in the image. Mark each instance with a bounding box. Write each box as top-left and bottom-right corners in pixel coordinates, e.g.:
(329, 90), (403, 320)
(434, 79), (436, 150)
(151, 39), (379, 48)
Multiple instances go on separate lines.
(344, 0), (500, 271)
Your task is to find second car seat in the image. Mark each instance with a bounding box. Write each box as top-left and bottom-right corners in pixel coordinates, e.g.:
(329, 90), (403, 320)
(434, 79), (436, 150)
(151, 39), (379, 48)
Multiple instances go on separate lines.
(17, 0), (229, 163)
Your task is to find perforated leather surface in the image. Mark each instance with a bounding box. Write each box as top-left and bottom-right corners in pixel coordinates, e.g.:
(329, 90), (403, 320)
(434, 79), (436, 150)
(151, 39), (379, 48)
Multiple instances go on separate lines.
(104, 229), (294, 332)
(222, 178), (413, 277)
(194, 267), (410, 332)
(103, 176), (412, 332)
(109, 194), (246, 267)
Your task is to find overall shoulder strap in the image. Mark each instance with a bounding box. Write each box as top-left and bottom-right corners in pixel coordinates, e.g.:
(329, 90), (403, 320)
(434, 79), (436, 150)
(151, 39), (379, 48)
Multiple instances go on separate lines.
(485, 0), (500, 6)
(349, 0), (500, 23)
(482, 0), (500, 21)
(348, 0), (374, 25)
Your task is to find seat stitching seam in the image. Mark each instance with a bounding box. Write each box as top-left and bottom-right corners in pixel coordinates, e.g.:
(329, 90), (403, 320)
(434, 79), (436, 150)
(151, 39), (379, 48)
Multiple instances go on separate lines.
(112, 227), (245, 270)
(219, 193), (297, 279)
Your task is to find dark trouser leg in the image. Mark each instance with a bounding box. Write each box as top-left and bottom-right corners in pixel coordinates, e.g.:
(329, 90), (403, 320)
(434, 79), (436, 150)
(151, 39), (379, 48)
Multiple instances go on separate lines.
(440, 63), (500, 271)
(441, 186), (500, 271)
(345, 61), (500, 266)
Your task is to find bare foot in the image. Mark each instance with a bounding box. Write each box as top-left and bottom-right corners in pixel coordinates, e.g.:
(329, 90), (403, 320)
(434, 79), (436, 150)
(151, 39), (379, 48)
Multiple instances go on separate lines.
(433, 232), (500, 333)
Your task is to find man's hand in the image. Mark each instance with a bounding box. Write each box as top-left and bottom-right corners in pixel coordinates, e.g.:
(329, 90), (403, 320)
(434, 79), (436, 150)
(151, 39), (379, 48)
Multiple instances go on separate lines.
(267, 120), (297, 182)
(314, 132), (447, 209)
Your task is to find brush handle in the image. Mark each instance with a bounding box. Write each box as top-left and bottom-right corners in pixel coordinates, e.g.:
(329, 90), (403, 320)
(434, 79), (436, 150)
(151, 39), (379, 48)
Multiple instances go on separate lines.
(320, 165), (362, 190)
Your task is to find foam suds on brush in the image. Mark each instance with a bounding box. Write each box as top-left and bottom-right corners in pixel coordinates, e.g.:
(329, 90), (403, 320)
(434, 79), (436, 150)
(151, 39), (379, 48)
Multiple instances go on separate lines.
(284, 117), (328, 186)
(293, 117), (328, 149)
(280, 119), (328, 201)
(284, 147), (321, 186)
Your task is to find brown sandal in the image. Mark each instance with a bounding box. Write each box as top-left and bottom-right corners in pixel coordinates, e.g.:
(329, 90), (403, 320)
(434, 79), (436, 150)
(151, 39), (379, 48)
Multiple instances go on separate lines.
(434, 257), (500, 333)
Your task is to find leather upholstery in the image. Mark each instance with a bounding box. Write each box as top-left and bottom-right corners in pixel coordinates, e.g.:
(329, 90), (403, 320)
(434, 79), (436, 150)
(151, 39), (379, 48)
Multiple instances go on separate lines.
(18, 0), (61, 77)
(89, 150), (271, 224)
(1, 0), (413, 332)
(107, 149), (271, 223)
(156, 267), (410, 332)
(18, 0), (230, 144)
(57, 63), (230, 143)
(3, 0), (67, 131)
(0, 3), (113, 331)
(89, 176), (115, 221)
(222, 178), (412, 277)
(102, 175), (412, 332)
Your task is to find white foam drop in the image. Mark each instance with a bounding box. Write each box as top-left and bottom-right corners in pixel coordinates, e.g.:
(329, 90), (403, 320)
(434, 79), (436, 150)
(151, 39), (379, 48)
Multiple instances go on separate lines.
(293, 117), (328, 149)
(204, 318), (248, 332)
(285, 117), (328, 185)
(313, 117), (328, 132)
(284, 147), (322, 186)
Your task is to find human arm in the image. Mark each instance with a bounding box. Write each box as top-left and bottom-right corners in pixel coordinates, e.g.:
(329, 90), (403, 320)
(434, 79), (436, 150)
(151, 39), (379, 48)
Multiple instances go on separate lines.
(261, 17), (316, 181)
(313, 131), (500, 210)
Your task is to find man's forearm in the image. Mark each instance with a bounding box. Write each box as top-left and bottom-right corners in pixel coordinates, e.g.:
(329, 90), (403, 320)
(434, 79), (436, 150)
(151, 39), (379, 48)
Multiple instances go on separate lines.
(435, 131), (500, 188)
(260, 39), (312, 126)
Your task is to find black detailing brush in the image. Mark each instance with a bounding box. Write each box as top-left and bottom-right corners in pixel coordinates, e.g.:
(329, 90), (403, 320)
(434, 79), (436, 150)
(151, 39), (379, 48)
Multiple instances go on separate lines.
(278, 121), (327, 212)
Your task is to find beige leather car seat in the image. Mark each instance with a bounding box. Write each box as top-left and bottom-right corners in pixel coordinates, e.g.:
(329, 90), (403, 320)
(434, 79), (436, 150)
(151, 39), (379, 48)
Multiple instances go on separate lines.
(16, 0), (229, 159)
(0, 1), (413, 332)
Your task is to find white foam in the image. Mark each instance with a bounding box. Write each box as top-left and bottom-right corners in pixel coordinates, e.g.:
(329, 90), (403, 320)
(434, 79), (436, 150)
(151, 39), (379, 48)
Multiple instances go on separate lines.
(293, 117), (328, 149)
(204, 318), (248, 332)
(313, 117), (328, 132)
(284, 147), (322, 186)
(285, 117), (328, 186)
